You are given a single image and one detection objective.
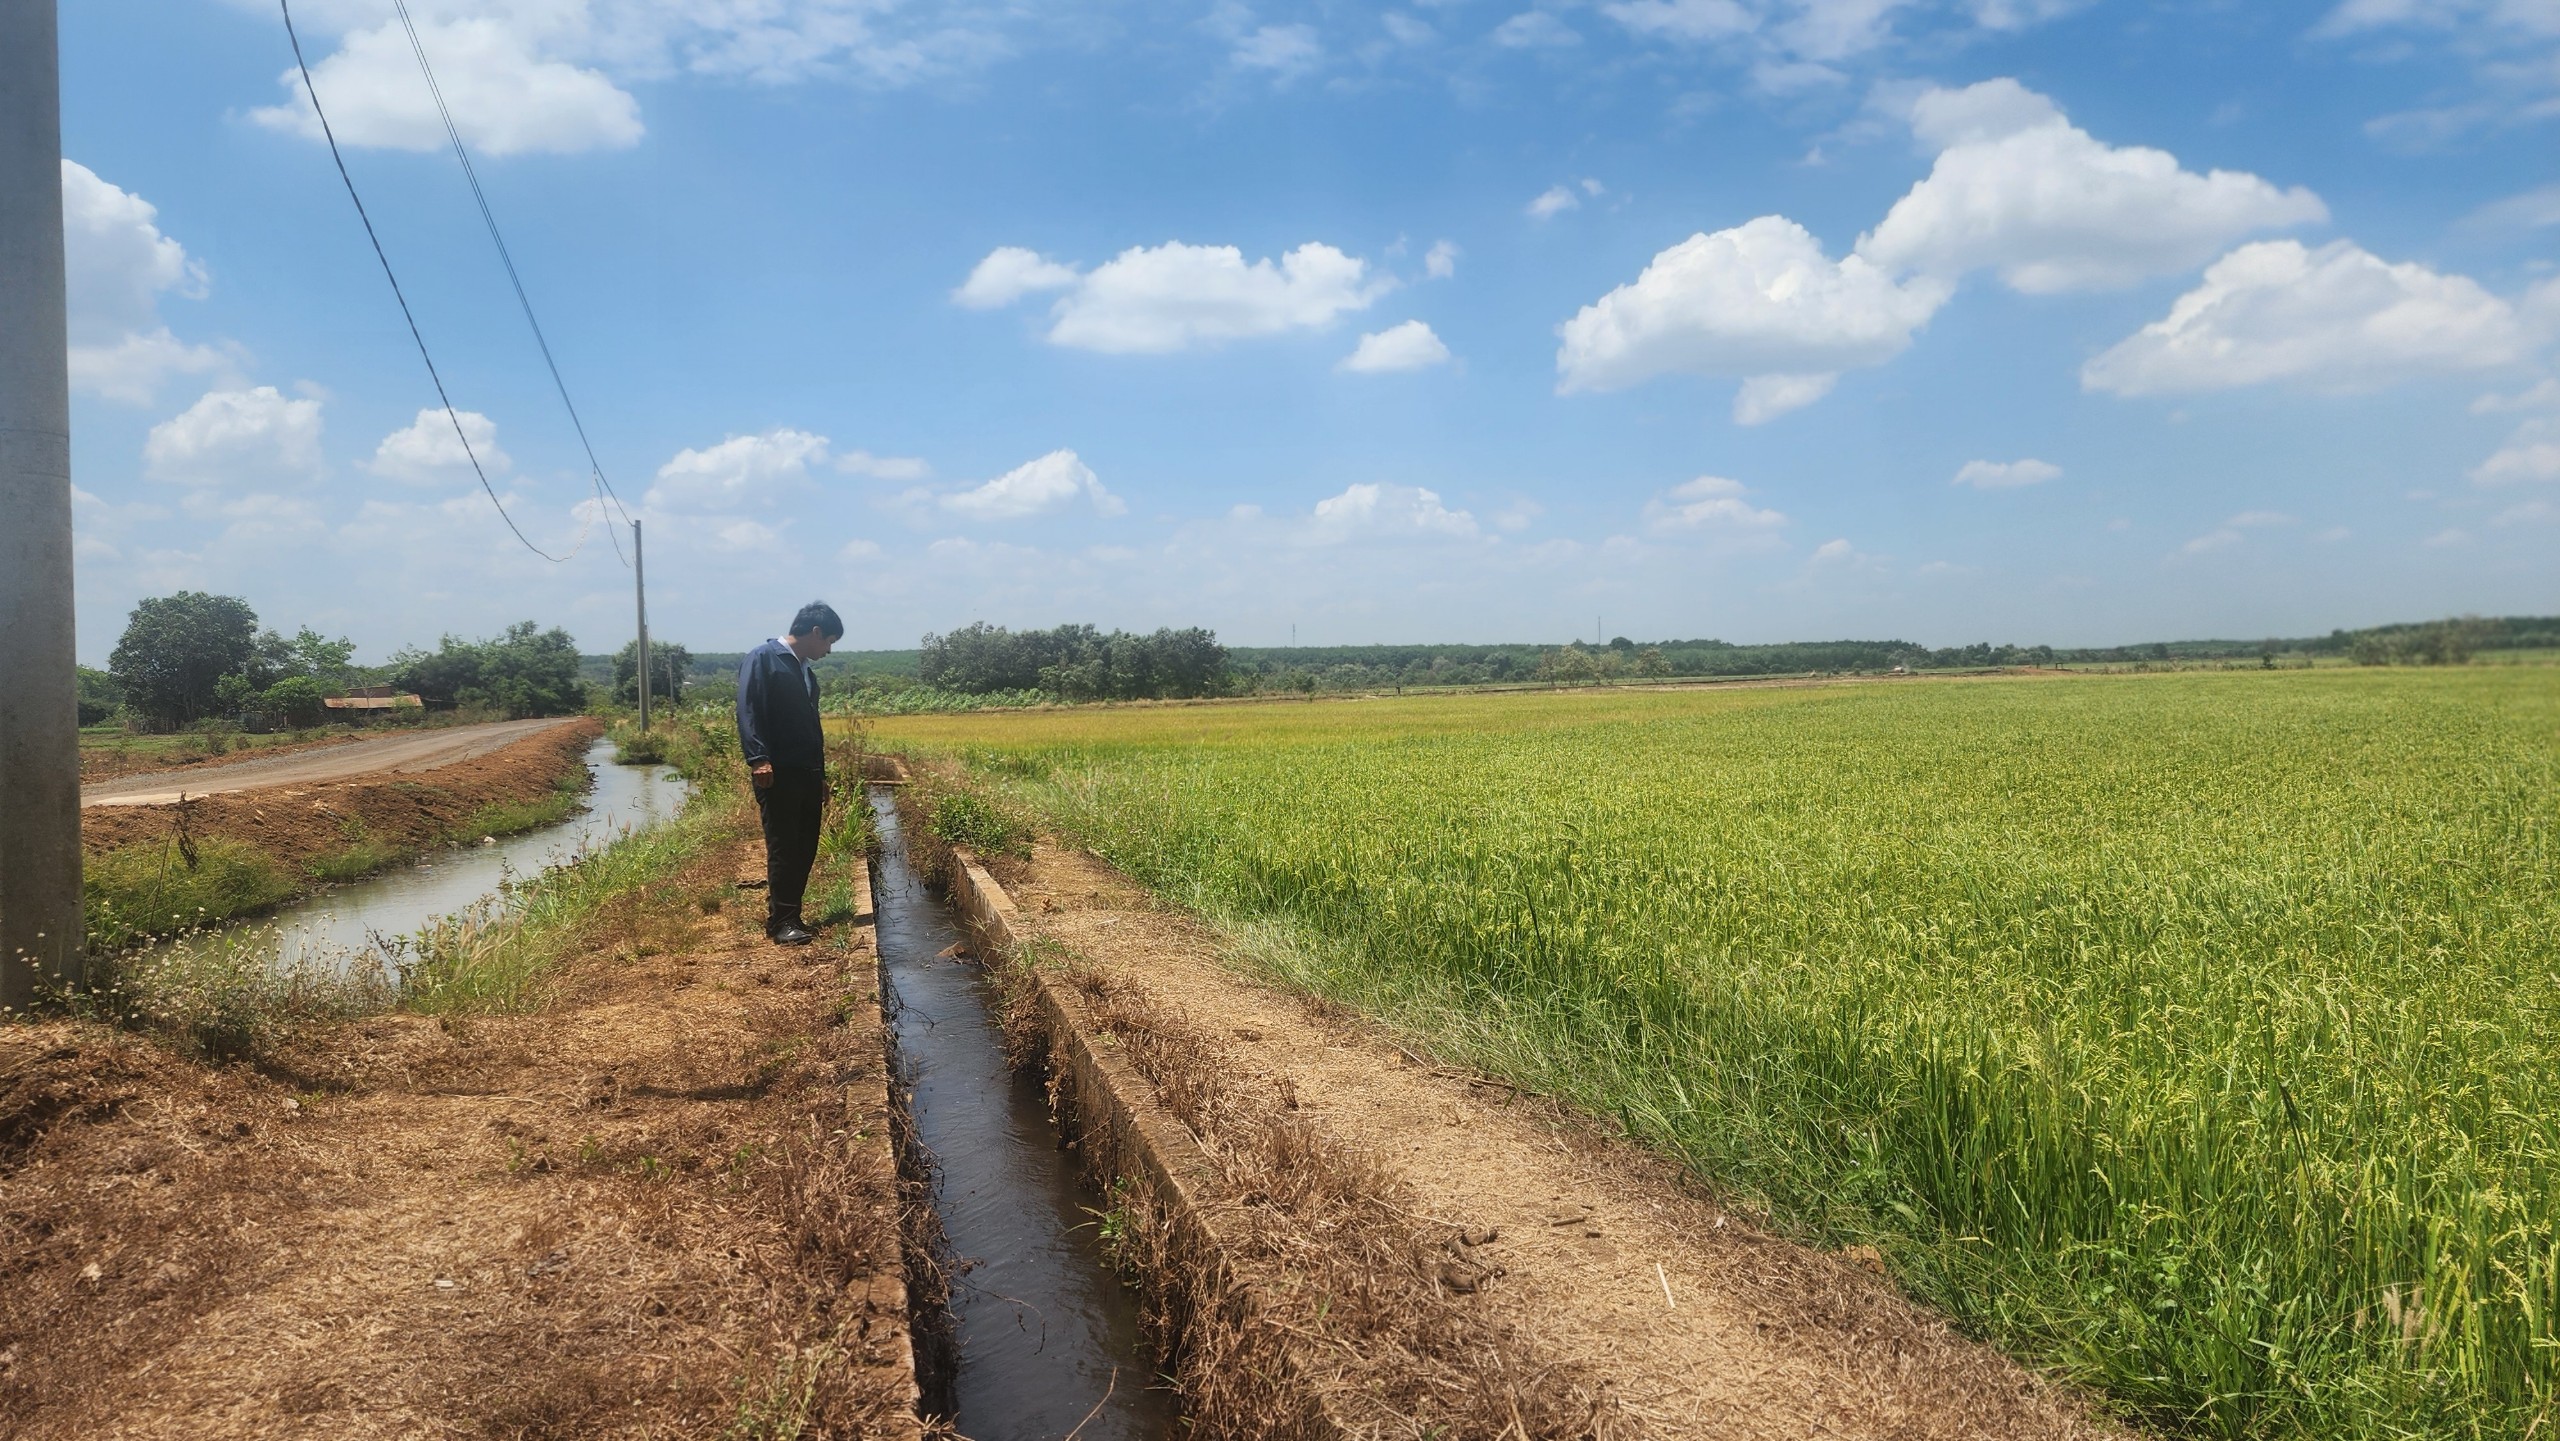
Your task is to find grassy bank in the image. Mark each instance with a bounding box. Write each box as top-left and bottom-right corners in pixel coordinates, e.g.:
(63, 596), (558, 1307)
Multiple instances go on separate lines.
(81, 725), (601, 954)
(83, 711), (856, 1060)
(394, 716), (891, 1012)
(873, 668), (2560, 1440)
(394, 783), (748, 1014)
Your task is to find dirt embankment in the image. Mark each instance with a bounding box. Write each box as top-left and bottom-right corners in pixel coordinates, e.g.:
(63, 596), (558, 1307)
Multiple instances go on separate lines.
(968, 836), (2127, 1440)
(80, 719), (603, 877)
(79, 730), (369, 784)
(0, 835), (922, 1438)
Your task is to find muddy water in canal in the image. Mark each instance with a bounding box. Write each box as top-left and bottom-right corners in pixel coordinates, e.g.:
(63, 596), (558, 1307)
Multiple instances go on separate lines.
(870, 789), (1177, 1440)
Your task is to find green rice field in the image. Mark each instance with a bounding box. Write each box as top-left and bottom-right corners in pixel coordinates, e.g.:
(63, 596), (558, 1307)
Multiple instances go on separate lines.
(870, 668), (2560, 1438)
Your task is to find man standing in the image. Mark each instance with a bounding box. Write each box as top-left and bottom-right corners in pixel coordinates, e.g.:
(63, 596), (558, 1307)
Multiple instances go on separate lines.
(736, 601), (841, 945)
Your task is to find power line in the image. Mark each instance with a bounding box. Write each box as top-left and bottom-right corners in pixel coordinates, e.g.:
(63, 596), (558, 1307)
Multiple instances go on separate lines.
(279, 0), (572, 564)
(387, 0), (634, 565)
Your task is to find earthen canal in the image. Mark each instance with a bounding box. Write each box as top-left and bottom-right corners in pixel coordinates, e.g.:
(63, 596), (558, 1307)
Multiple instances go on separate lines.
(869, 788), (1177, 1439)
(136, 738), (686, 976)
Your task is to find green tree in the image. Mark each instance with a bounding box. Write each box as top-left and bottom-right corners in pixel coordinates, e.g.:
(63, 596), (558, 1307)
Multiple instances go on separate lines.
(1540, 644), (1599, 685)
(261, 675), (330, 727)
(392, 622), (586, 718)
(110, 591), (264, 728)
(75, 666), (122, 726)
(613, 639), (691, 707)
(266, 627), (357, 686)
(924, 622), (1229, 701)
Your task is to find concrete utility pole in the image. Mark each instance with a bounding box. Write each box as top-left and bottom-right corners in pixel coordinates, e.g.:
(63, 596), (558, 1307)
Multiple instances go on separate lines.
(632, 519), (650, 731)
(0, 0), (86, 1008)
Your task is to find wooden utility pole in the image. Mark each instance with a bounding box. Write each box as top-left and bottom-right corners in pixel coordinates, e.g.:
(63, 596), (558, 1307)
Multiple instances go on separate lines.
(0, 0), (85, 1008)
(633, 519), (650, 731)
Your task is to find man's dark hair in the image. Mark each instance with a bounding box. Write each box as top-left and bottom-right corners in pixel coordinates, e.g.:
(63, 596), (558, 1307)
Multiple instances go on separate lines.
(788, 601), (844, 640)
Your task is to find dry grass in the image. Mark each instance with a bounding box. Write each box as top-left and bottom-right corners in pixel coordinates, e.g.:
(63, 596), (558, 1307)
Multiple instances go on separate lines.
(0, 836), (922, 1440)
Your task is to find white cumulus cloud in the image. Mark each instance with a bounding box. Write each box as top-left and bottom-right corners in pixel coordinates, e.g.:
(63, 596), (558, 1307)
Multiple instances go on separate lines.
(1972, 0), (2089, 29)
(63, 161), (201, 336)
(1605, 0), (2079, 58)
(1807, 536), (1890, 571)
(2316, 0), (2560, 39)
(2473, 420), (2560, 485)
(953, 247), (1081, 309)
(62, 161), (231, 404)
(1424, 240), (1460, 279)
(2473, 378), (2560, 413)
(838, 449), (931, 481)
(70, 331), (235, 408)
(961, 241), (1388, 354)
(1234, 23), (1323, 77)
(646, 428), (832, 510)
(1857, 80), (2328, 293)
(1733, 373), (1837, 424)
(2174, 509), (2294, 559)
(251, 17), (643, 157)
(368, 407), (510, 486)
(1340, 320), (1453, 373)
(1383, 12), (1438, 46)
(2469, 380), (2560, 488)
(144, 386), (325, 488)
(1309, 483), (1480, 541)
(1527, 184), (1583, 219)
(234, 0), (1023, 104)
(1953, 457), (2061, 488)
(1556, 215), (1950, 419)
(2082, 239), (2533, 395)
(1641, 474), (1788, 533)
(937, 449), (1125, 521)
(1602, 0), (1758, 41)
(1777, 0), (1919, 59)
(1494, 11), (1584, 47)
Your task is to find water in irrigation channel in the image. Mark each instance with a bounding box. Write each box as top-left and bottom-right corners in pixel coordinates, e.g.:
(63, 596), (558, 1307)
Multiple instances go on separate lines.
(144, 738), (688, 976)
(869, 788), (1177, 1441)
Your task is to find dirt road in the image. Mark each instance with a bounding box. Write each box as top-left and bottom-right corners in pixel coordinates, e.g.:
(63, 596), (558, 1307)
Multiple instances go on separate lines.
(81, 718), (585, 808)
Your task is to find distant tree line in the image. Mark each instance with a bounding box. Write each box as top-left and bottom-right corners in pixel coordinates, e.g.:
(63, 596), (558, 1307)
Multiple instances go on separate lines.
(389, 623), (586, 719)
(1215, 615), (2559, 691)
(2330, 616), (2507, 666)
(90, 591), (598, 730)
(918, 622), (1229, 700)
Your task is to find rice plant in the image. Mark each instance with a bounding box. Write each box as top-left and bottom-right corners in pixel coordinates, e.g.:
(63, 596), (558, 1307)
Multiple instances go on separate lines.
(870, 668), (2560, 1439)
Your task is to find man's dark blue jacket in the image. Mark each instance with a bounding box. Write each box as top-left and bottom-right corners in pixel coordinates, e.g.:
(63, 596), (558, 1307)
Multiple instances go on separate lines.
(736, 639), (824, 773)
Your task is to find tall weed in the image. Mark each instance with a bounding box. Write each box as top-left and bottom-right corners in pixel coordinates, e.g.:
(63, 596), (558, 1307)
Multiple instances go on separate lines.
(83, 837), (296, 953)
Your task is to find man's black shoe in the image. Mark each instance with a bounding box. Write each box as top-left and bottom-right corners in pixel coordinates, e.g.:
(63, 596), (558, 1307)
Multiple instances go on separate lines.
(770, 922), (815, 946)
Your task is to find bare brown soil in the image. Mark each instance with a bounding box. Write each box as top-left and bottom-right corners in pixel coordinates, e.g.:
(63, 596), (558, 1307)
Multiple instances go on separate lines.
(0, 837), (922, 1439)
(79, 729), (370, 784)
(79, 720), (603, 875)
(1000, 843), (2128, 1440)
(83, 718), (585, 806)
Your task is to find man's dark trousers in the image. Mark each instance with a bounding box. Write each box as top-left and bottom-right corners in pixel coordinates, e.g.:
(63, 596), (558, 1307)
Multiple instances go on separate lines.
(756, 769), (825, 931)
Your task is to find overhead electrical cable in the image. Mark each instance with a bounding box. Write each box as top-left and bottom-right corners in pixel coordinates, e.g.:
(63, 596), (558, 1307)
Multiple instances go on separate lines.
(278, 0), (578, 563)
(386, 0), (634, 565)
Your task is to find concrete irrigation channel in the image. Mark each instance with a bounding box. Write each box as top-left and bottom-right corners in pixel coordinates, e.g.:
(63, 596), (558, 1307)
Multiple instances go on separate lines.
(868, 786), (1176, 1438)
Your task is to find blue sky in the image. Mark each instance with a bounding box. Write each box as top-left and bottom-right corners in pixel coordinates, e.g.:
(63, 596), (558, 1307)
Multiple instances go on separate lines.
(57, 0), (2560, 661)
